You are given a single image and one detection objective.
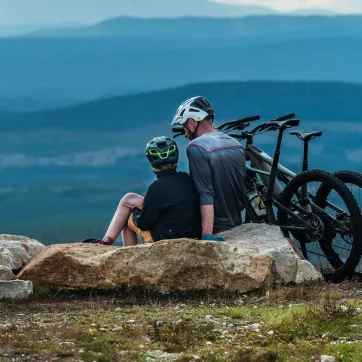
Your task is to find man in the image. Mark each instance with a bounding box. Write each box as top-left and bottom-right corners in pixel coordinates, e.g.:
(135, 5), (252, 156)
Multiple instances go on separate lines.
(171, 96), (246, 241)
(82, 136), (201, 245)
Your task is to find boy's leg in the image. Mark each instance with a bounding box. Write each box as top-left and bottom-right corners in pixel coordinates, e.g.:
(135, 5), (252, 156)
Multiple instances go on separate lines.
(103, 193), (144, 243)
(122, 226), (138, 247)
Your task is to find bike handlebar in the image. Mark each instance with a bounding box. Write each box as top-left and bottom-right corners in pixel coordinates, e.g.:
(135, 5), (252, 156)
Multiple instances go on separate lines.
(249, 123), (269, 135)
(237, 115), (298, 140)
(218, 115), (260, 131)
(172, 115), (260, 138)
(272, 113), (295, 122)
(172, 113), (296, 139)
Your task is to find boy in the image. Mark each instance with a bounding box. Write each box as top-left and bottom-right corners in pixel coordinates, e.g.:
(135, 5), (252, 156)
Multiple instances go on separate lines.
(82, 136), (201, 245)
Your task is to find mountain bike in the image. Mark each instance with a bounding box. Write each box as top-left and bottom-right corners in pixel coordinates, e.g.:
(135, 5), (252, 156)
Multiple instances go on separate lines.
(289, 130), (362, 275)
(172, 115), (362, 281)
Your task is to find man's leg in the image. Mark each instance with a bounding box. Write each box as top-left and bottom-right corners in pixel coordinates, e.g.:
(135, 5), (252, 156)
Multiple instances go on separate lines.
(103, 193), (144, 245)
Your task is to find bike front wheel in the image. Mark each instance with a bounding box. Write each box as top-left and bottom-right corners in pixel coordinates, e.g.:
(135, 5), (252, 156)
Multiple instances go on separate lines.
(277, 170), (362, 282)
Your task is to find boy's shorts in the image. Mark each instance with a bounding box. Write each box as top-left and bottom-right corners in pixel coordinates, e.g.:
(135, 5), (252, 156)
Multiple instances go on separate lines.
(127, 203), (154, 244)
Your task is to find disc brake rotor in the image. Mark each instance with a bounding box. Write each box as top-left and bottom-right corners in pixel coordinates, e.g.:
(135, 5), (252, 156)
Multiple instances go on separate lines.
(305, 213), (325, 242)
(290, 213), (325, 243)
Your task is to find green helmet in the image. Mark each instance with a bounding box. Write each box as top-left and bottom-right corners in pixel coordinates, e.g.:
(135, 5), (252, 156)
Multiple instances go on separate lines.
(146, 136), (179, 167)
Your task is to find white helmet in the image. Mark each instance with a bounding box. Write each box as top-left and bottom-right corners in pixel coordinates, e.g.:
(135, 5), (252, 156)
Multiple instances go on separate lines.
(171, 96), (215, 126)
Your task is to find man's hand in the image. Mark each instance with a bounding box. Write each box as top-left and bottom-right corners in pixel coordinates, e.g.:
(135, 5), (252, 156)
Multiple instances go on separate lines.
(201, 234), (225, 242)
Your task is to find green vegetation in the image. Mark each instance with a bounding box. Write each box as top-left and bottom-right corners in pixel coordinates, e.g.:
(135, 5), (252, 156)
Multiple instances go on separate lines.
(1, 283), (362, 361)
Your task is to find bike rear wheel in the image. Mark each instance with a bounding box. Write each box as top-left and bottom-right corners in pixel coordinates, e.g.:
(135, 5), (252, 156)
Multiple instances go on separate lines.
(332, 171), (362, 211)
(277, 170), (362, 282)
(315, 170), (362, 275)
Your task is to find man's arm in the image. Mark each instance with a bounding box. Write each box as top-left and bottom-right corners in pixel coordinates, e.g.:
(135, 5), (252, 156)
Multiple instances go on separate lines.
(132, 183), (160, 231)
(200, 205), (214, 236)
(186, 145), (215, 235)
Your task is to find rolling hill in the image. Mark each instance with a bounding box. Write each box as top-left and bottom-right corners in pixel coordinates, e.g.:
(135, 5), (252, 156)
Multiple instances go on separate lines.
(1, 34), (362, 102)
(29, 15), (362, 38)
(1, 81), (362, 132)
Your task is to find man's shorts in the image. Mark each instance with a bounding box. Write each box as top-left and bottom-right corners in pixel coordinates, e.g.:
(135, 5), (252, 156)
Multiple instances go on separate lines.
(127, 203), (153, 243)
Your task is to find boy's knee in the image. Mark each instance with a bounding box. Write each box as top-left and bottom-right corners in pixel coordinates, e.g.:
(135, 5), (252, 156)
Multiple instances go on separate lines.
(119, 193), (140, 207)
(124, 192), (137, 200)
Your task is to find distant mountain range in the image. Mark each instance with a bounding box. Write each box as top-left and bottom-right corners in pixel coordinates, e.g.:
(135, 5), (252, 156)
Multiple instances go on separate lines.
(289, 8), (336, 16)
(0, 0), (279, 38)
(28, 15), (361, 38)
(105, 0), (277, 17)
(2, 15), (362, 111)
(0, 0), (276, 37)
(1, 0), (341, 37)
(2, 81), (362, 132)
(1, 32), (362, 104)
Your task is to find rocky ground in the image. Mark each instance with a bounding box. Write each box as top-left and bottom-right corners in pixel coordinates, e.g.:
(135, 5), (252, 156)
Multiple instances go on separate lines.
(1, 282), (362, 362)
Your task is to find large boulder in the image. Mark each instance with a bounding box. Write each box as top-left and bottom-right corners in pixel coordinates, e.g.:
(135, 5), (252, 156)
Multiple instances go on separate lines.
(18, 224), (321, 292)
(0, 234), (45, 272)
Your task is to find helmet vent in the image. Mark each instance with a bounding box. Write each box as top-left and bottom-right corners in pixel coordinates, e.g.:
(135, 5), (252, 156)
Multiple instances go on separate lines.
(157, 142), (166, 148)
(189, 108), (200, 113)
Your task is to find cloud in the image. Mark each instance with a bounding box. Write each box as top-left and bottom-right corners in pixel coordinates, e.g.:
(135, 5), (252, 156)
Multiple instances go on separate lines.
(213, 0), (362, 12)
(346, 149), (362, 162)
(0, 147), (139, 169)
(351, 124), (362, 133)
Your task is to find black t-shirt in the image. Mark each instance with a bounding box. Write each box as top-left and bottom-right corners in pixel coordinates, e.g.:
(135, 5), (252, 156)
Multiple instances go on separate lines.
(132, 169), (201, 241)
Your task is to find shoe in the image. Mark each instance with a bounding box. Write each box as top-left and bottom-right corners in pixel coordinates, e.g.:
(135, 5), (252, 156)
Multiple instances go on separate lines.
(81, 237), (114, 245)
(81, 238), (101, 244)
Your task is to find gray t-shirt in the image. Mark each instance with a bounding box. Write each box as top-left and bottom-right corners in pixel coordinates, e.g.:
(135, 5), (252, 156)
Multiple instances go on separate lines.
(186, 131), (246, 233)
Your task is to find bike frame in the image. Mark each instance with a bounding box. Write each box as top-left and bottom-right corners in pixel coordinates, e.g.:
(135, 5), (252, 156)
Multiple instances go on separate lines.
(244, 135), (348, 231)
(245, 142), (296, 196)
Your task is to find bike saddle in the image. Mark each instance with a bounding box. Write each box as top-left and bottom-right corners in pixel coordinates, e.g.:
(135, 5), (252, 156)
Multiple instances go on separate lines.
(289, 130), (323, 141)
(268, 119), (300, 129)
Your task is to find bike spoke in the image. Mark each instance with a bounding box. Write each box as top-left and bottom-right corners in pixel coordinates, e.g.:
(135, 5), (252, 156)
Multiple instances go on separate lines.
(279, 173), (360, 279)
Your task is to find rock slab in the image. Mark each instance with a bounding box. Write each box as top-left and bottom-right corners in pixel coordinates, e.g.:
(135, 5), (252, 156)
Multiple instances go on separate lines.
(18, 224), (322, 292)
(0, 280), (33, 300)
(219, 224), (320, 284)
(0, 234), (45, 272)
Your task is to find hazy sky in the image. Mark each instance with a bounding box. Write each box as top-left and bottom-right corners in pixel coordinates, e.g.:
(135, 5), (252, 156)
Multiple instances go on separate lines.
(0, 0), (361, 27)
(216, 0), (362, 12)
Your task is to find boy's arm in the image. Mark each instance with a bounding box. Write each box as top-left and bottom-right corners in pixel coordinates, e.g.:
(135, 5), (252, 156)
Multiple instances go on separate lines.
(132, 183), (161, 231)
(186, 145), (215, 236)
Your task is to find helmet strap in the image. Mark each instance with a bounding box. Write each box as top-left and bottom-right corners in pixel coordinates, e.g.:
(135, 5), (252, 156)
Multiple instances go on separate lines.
(184, 121), (201, 141)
